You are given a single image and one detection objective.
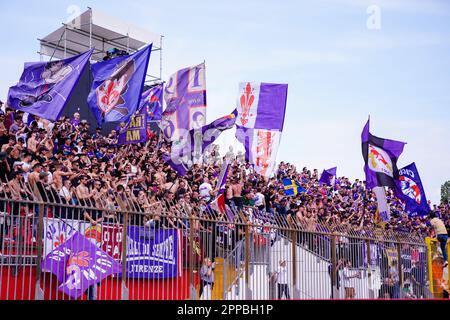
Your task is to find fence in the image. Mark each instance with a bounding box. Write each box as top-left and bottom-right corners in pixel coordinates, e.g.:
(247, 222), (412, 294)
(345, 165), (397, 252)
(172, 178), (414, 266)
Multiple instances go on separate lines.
(0, 182), (438, 300)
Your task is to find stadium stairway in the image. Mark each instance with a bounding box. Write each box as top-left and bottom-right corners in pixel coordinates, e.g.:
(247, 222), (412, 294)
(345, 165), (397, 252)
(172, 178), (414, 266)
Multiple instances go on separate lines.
(222, 236), (380, 299)
(211, 257), (238, 300)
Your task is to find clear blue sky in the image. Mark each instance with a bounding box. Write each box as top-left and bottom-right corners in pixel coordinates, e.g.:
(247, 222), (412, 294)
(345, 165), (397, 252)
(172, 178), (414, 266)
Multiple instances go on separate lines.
(0, 0), (449, 203)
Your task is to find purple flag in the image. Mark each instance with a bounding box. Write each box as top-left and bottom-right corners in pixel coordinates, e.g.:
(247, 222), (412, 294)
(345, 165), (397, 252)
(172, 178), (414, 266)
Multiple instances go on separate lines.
(235, 82), (288, 177)
(361, 118), (406, 190)
(394, 162), (431, 217)
(142, 83), (163, 122)
(126, 227), (181, 279)
(162, 153), (189, 176)
(41, 232), (121, 299)
(117, 106), (148, 145)
(216, 158), (230, 194)
(87, 44), (152, 124)
(7, 50), (93, 121)
(319, 167), (337, 186)
(161, 63), (207, 141)
(164, 109), (237, 175)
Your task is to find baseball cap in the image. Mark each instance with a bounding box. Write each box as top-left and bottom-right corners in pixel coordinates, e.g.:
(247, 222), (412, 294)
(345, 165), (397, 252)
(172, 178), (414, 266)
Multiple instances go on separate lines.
(39, 172), (49, 179)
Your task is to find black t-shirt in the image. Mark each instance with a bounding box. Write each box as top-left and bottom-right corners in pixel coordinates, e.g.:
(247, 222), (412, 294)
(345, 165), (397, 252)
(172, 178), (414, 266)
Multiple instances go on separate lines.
(175, 187), (187, 199)
(0, 135), (9, 149)
(0, 160), (9, 183)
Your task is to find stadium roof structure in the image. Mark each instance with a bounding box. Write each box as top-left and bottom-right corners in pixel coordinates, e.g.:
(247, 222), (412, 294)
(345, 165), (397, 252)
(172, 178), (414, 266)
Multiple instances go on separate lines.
(38, 7), (163, 83)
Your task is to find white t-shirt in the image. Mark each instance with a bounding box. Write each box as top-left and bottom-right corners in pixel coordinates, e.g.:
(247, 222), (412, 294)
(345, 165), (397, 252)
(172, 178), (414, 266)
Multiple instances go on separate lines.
(277, 266), (288, 284)
(255, 193), (264, 206)
(342, 267), (358, 288)
(59, 186), (71, 200)
(199, 182), (213, 201)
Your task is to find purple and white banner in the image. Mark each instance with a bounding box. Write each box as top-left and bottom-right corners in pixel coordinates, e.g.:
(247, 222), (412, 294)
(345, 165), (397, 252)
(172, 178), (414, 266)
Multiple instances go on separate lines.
(236, 126), (282, 177)
(43, 218), (81, 257)
(126, 227), (182, 279)
(162, 62), (207, 141)
(41, 232), (121, 299)
(44, 218), (104, 257)
(7, 50), (93, 121)
(235, 82), (288, 177)
(164, 109), (237, 175)
(235, 82), (288, 130)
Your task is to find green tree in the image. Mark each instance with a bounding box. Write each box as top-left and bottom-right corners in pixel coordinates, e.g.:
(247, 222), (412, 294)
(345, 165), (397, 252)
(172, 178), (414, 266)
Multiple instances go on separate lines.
(441, 180), (450, 204)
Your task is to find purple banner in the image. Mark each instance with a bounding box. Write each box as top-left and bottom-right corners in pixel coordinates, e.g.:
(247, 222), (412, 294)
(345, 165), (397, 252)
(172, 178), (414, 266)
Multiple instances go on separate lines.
(394, 162), (431, 217)
(319, 167), (337, 186)
(164, 110), (236, 175)
(162, 63), (207, 141)
(126, 227), (181, 279)
(142, 83), (163, 121)
(41, 232), (121, 299)
(7, 50), (93, 121)
(117, 107), (148, 145)
(87, 44), (152, 124)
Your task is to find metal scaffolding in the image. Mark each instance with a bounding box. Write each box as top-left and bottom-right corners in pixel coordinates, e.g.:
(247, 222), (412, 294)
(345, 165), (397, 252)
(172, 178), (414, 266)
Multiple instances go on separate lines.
(37, 7), (163, 85)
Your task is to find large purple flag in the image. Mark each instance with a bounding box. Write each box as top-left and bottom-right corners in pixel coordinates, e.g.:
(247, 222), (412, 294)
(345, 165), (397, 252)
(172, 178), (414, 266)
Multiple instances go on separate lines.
(142, 83), (163, 122)
(87, 44), (152, 124)
(361, 118), (406, 190)
(41, 232), (121, 299)
(164, 110), (237, 175)
(319, 167), (337, 186)
(117, 106), (148, 145)
(7, 50), (93, 121)
(394, 162), (430, 217)
(161, 63), (206, 141)
(235, 82), (288, 177)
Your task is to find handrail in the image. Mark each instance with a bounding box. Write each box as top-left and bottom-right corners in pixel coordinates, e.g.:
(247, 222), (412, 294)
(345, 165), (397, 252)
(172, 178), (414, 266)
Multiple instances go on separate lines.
(0, 193), (425, 246)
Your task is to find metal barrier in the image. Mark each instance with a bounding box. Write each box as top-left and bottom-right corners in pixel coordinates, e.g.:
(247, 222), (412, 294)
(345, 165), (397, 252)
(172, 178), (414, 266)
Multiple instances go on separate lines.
(0, 183), (433, 300)
(425, 237), (450, 298)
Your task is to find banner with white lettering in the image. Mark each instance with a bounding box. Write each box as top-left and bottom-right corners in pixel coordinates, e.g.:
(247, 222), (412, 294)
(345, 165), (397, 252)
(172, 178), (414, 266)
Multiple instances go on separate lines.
(44, 218), (81, 257)
(41, 232), (121, 299)
(126, 227), (182, 279)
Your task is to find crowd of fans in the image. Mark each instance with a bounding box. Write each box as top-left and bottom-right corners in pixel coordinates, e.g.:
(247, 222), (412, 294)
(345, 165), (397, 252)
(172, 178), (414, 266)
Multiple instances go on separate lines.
(0, 104), (448, 240)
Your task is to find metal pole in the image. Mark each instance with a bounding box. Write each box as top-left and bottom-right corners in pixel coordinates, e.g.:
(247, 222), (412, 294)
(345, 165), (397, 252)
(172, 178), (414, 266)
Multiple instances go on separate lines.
(159, 35), (163, 82)
(34, 203), (45, 300)
(366, 239), (374, 298)
(330, 234), (338, 299)
(121, 212), (129, 300)
(64, 25), (67, 59)
(244, 223), (252, 299)
(397, 242), (403, 298)
(189, 215), (196, 300)
(291, 230), (299, 299)
(89, 7), (92, 49)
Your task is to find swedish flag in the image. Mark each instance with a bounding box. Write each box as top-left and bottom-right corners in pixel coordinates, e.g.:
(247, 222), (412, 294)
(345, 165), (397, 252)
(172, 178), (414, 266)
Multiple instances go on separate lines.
(282, 179), (306, 196)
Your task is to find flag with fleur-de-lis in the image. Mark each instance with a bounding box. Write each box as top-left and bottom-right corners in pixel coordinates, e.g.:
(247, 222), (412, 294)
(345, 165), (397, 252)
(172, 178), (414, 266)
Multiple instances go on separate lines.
(235, 82), (288, 177)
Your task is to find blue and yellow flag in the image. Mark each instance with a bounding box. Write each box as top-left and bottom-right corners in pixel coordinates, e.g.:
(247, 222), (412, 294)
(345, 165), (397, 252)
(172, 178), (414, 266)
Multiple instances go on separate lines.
(282, 179), (306, 196)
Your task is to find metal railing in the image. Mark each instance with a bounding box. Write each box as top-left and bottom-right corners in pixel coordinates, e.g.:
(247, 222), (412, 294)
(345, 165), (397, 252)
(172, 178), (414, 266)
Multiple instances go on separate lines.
(0, 183), (435, 300)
